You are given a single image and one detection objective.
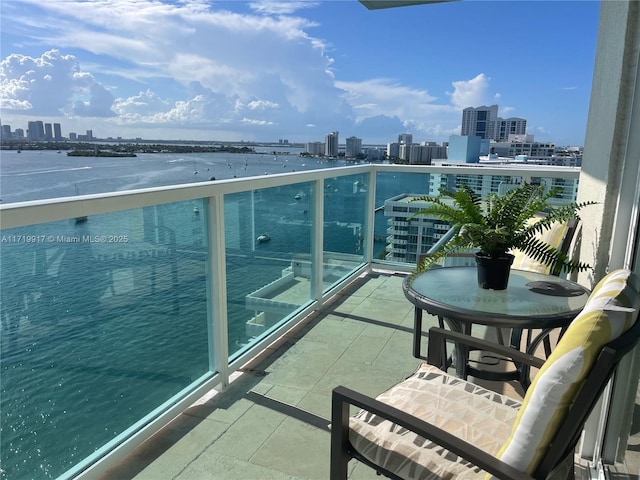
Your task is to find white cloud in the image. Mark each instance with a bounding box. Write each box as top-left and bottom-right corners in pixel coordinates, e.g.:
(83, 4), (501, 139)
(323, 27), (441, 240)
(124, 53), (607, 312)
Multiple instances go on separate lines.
(247, 100), (279, 110)
(249, 1), (320, 15)
(448, 73), (492, 109)
(241, 117), (276, 126)
(533, 125), (552, 138)
(0, 4), (511, 143)
(0, 50), (115, 117)
(112, 89), (171, 117)
(336, 78), (466, 141)
(1, 1), (353, 140)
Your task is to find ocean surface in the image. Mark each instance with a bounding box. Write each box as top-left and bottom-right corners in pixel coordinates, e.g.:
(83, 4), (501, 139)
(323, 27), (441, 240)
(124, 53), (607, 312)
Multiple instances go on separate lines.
(0, 148), (430, 479)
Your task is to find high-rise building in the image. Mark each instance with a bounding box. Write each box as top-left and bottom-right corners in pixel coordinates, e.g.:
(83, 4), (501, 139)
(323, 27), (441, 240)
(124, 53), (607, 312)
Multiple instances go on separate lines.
(54, 123), (62, 140)
(461, 105), (526, 141)
(494, 117), (527, 141)
(1, 124), (11, 140)
(383, 194), (455, 264)
(305, 141), (324, 156)
(324, 131), (339, 157)
(386, 142), (400, 159)
(345, 136), (362, 158)
(398, 133), (413, 145)
(461, 105), (499, 139)
(36, 121), (45, 140)
(27, 121), (39, 140)
(44, 123), (53, 140)
(407, 143), (447, 165)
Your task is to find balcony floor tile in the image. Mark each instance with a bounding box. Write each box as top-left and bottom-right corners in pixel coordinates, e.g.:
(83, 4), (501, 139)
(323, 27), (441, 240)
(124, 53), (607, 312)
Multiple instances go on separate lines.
(102, 270), (522, 480)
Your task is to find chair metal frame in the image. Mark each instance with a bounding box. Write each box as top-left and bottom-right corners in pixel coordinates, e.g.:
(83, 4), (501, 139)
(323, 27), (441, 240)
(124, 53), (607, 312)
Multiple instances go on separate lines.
(331, 318), (640, 480)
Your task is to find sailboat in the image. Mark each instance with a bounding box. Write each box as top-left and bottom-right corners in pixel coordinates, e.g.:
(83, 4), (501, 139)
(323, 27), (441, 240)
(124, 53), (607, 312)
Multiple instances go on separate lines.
(257, 233), (271, 243)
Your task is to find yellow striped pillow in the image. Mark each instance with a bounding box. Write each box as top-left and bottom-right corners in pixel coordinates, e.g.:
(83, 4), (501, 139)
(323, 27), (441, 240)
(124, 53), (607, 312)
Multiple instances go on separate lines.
(511, 219), (570, 274)
(489, 269), (640, 478)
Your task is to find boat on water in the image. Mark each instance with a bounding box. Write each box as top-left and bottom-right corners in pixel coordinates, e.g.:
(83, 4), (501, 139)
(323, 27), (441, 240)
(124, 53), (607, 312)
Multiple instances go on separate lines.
(294, 194), (302, 200)
(257, 233), (271, 243)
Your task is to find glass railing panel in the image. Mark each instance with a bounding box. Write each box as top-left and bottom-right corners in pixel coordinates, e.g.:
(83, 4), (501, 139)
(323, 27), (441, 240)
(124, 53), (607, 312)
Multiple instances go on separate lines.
(322, 173), (368, 292)
(225, 183), (313, 357)
(0, 199), (210, 480)
(374, 171), (431, 263)
(375, 171), (579, 268)
(531, 176), (579, 205)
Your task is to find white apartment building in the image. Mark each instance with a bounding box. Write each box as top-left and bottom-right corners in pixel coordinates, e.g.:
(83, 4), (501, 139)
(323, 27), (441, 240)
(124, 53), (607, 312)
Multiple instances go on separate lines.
(345, 136), (362, 158)
(383, 194), (454, 264)
(398, 133), (413, 145)
(324, 131), (339, 157)
(461, 105), (526, 141)
(383, 174), (579, 264)
(494, 117), (528, 141)
(461, 105), (499, 139)
(305, 141), (324, 156)
(488, 135), (581, 166)
(492, 140), (556, 158)
(387, 142), (400, 159)
(407, 143), (447, 165)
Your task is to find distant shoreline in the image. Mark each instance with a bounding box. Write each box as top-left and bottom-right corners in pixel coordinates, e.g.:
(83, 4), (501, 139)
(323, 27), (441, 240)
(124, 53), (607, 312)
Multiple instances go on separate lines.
(67, 150), (137, 158)
(1, 141), (257, 155)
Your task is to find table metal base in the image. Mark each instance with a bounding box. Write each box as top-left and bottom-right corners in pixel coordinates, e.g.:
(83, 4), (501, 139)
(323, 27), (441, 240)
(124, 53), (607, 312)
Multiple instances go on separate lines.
(412, 306), (564, 391)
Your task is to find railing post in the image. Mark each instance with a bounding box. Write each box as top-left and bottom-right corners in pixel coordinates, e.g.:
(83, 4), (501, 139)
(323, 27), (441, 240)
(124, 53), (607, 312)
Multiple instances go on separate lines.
(312, 179), (325, 306)
(364, 170), (377, 266)
(207, 194), (230, 389)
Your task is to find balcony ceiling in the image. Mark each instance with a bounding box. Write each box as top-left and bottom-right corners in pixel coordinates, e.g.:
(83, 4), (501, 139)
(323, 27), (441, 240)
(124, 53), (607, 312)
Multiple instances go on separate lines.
(358, 0), (457, 10)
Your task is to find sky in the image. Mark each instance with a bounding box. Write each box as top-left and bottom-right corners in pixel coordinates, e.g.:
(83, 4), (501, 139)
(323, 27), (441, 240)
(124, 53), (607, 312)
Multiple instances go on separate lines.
(0, 0), (600, 146)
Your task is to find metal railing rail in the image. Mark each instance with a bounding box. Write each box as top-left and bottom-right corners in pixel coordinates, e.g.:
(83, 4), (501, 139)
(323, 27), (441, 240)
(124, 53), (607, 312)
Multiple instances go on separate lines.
(0, 163), (580, 229)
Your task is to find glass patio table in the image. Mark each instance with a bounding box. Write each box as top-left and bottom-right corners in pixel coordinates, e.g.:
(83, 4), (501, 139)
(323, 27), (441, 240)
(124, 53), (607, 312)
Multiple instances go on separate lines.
(403, 266), (590, 389)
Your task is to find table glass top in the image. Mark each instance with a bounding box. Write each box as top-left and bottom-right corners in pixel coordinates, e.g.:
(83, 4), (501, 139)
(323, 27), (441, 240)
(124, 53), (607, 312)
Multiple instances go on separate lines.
(406, 267), (590, 322)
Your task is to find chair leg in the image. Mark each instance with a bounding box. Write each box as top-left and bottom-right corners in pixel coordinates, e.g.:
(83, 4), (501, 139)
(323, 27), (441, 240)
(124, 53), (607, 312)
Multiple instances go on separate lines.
(330, 391), (351, 480)
(413, 307), (423, 358)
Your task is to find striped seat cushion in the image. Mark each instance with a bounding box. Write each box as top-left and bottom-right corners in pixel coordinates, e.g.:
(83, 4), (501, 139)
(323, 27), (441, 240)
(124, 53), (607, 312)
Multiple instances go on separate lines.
(349, 363), (521, 480)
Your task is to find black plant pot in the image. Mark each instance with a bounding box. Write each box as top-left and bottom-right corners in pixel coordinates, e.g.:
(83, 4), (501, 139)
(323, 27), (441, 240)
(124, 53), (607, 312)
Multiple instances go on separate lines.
(475, 252), (515, 290)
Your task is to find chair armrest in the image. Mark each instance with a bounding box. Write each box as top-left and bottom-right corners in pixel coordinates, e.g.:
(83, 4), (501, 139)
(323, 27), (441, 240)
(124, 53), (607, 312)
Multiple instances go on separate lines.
(426, 327), (546, 370)
(331, 385), (535, 480)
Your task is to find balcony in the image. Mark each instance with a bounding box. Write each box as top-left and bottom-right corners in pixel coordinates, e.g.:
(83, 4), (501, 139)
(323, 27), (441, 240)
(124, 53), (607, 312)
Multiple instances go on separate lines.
(1, 163), (589, 479)
(100, 270), (437, 479)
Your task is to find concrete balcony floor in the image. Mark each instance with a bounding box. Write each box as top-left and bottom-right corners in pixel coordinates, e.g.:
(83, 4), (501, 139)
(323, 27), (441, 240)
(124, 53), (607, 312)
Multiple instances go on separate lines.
(98, 270), (639, 480)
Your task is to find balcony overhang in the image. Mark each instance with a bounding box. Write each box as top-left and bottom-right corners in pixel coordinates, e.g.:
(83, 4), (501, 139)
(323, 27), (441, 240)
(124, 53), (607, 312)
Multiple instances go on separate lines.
(358, 0), (457, 10)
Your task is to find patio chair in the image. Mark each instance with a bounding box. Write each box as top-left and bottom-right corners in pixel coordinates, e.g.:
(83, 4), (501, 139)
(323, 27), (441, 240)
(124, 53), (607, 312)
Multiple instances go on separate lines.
(331, 268), (640, 480)
(509, 217), (579, 353)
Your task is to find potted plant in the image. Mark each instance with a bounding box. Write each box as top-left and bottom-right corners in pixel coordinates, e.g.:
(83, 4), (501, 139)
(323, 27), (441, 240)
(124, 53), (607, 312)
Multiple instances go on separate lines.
(411, 182), (593, 290)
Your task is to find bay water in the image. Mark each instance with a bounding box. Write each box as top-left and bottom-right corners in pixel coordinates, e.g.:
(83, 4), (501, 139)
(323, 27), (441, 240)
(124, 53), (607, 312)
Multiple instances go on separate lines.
(0, 148), (427, 479)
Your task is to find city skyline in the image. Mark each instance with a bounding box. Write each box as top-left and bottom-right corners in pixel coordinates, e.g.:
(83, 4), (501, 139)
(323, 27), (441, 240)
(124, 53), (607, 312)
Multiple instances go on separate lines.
(0, 1), (599, 146)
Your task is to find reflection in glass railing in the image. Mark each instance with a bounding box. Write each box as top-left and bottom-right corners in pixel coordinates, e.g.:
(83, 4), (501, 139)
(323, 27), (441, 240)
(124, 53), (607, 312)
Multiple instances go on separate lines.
(0, 200), (209, 479)
(226, 184), (314, 357)
(322, 173), (369, 291)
